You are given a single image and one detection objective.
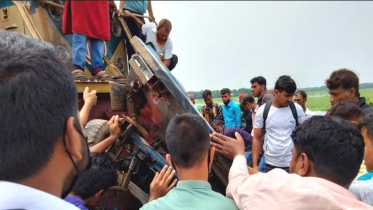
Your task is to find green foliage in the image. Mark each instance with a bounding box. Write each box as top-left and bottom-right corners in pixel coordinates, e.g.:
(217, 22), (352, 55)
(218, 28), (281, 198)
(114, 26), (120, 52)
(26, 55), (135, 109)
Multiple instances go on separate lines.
(366, 98), (373, 106)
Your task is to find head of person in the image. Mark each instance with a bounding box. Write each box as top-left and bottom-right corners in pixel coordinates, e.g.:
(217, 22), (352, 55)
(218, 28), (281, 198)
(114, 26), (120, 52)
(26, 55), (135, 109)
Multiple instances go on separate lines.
(326, 68), (360, 106)
(165, 114), (214, 177)
(211, 119), (225, 133)
(156, 19), (172, 46)
(294, 90), (307, 108)
(274, 75), (297, 107)
(241, 94), (256, 112)
(90, 153), (117, 170)
(238, 93), (245, 103)
(220, 88), (231, 104)
(250, 76), (267, 98)
(202, 89), (213, 106)
(290, 116), (364, 188)
(357, 114), (373, 172)
(0, 31), (90, 198)
(188, 92), (195, 104)
(326, 101), (365, 126)
(267, 85), (275, 94)
(70, 168), (117, 208)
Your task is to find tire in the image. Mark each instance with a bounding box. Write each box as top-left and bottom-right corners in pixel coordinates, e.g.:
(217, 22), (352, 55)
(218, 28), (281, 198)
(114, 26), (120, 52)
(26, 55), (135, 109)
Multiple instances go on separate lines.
(85, 119), (110, 145)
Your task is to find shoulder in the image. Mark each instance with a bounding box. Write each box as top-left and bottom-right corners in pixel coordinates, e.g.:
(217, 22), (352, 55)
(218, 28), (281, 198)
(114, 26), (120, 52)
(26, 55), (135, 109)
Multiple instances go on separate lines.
(208, 191), (238, 209)
(256, 104), (265, 115)
(142, 23), (156, 32)
(166, 37), (173, 46)
(293, 103), (304, 114)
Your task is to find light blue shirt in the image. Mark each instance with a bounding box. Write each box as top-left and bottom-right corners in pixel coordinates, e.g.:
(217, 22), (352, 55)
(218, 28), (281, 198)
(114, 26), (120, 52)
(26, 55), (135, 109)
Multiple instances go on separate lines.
(124, 0), (148, 14)
(222, 100), (241, 127)
(140, 180), (238, 210)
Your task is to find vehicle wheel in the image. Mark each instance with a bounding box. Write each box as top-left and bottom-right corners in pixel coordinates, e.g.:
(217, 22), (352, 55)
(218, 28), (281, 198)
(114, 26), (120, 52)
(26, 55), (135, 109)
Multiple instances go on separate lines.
(85, 119), (109, 145)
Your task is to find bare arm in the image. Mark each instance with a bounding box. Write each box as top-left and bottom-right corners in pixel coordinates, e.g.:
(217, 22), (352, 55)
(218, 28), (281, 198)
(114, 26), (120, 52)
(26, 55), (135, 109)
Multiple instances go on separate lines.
(90, 136), (117, 153)
(252, 128), (263, 171)
(119, 1), (125, 14)
(80, 87), (97, 128)
(90, 115), (121, 153)
(123, 10), (144, 29)
(163, 58), (171, 67)
(147, 0), (155, 21)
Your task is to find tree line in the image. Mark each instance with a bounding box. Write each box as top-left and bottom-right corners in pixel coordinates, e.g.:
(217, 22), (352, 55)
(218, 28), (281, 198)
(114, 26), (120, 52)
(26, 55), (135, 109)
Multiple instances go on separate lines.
(189, 82), (373, 100)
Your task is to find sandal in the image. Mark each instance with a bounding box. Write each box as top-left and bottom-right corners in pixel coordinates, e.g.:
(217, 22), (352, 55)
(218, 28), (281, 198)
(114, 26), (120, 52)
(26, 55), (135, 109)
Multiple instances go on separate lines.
(96, 70), (111, 80)
(72, 69), (85, 80)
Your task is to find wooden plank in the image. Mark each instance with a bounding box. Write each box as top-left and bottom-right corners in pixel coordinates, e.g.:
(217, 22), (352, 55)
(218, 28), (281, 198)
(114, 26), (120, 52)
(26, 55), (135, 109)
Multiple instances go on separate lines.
(75, 82), (110, 93)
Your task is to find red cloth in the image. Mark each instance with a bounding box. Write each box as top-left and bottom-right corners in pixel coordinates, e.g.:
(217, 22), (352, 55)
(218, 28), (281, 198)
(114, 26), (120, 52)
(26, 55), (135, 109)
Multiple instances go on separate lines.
(62, 0), (110, 41)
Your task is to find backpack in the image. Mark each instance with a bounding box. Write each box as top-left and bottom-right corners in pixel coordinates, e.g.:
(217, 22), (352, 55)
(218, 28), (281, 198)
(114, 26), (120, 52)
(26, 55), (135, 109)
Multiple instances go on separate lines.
(262, 100), (299, 136)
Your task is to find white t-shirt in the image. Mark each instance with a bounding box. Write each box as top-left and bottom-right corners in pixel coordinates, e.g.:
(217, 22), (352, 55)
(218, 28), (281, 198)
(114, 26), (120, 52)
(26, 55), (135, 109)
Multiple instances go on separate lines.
(0, 181), (78, 210)
(254, 103), (305, 167)
(304, 107), (316, 121)
(142, 23), (173, 59)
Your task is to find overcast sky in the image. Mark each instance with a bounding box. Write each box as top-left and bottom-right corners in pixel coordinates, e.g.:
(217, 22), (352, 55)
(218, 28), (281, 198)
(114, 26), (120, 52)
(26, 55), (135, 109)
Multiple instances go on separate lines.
(117, 1), (373, 91)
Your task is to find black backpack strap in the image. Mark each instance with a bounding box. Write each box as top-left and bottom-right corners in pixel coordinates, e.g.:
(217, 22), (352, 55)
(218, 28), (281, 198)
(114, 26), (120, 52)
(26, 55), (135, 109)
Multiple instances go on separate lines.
(289, 101), (299, 126)
(262, 100), (273, 135)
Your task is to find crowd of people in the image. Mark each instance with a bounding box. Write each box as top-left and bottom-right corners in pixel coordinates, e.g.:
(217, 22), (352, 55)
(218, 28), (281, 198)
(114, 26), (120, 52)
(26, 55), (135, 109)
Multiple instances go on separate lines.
(1, 2), (373, 209)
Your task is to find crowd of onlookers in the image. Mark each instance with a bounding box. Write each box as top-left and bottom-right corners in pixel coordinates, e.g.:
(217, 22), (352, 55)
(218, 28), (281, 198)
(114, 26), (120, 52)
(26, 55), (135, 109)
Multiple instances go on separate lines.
(1, 28), (373, 210)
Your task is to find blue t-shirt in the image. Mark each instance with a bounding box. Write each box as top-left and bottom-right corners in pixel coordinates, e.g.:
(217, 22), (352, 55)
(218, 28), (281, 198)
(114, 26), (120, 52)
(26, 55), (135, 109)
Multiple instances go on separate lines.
(222, 100), (242, 127)
(124, 0), (148, 14)
(64, 195), (88, 210)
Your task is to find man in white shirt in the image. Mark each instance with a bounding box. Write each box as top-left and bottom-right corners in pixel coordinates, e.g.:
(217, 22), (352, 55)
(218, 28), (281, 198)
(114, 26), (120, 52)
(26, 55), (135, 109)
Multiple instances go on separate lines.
(252, 75), (305, 172)
(294, 90), (315, 120)
(142, 19), (178, 70)
(121, 11), (178, 71)
(0, 31), (90, 209)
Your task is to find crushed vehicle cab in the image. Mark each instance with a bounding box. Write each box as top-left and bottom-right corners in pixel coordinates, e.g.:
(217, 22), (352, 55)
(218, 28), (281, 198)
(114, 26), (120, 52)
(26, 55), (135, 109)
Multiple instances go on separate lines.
(0, 1), (232, 209)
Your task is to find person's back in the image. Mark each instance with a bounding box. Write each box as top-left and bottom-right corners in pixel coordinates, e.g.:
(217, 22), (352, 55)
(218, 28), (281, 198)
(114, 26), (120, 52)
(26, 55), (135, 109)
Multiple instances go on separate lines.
(141, 114), (237, 210)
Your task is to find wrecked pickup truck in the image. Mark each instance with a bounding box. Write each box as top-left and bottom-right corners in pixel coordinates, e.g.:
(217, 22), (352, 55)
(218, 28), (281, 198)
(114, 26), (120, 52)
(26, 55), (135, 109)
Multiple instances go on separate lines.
(0, 1), (231, 209)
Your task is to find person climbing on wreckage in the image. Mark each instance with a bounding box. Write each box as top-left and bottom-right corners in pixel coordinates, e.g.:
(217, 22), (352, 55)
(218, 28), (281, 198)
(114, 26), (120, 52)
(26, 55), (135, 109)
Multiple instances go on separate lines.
(62, 0), (118, 80)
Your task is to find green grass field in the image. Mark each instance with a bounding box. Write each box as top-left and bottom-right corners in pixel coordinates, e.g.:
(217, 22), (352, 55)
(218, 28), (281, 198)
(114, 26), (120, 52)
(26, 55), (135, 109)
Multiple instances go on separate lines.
(195, 88), (373, 111)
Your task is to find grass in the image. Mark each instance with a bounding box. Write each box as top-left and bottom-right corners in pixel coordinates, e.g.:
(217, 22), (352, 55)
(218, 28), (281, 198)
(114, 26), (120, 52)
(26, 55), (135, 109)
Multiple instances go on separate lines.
(195, 88), (373, 111)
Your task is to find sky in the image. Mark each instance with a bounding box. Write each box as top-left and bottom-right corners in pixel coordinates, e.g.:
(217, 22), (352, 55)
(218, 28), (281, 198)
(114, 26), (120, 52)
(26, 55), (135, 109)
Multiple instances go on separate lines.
(117, 1), (373, 92)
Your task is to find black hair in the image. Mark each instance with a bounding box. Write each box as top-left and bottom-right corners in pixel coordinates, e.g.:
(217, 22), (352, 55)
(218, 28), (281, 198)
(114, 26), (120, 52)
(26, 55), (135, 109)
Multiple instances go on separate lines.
(250, 76), (267, 88)
(292, 116), (364, 187)
(327, 101), (365, 122)
(275, 75), (297, 94)
(295, 90), (307, 99)
(241, 94), (255, 104)
(90, 153), (116, 170)
(72, 168), (117, 200)
(326, 68), (359, 97)
(0, 31), (78, 181)
(166, 114), (210, 168)
(211, 119), (224, 126)
(357, 113), (373, 139)
(202, 89), (212, 98)
(220, 88), (231, 95)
